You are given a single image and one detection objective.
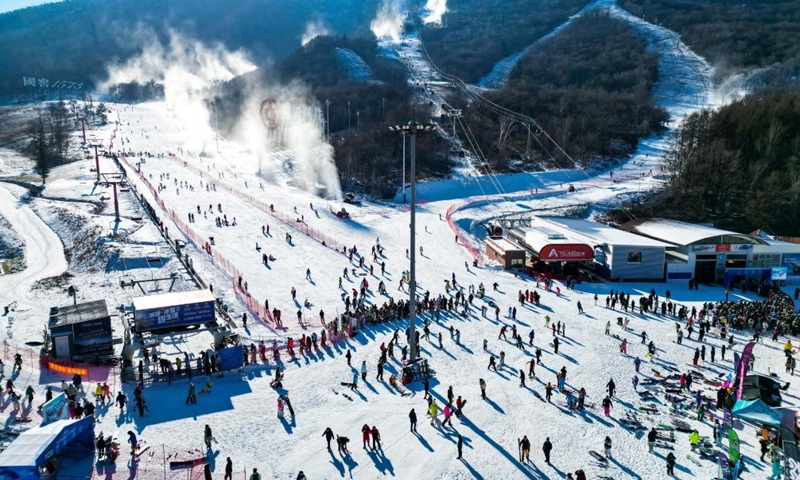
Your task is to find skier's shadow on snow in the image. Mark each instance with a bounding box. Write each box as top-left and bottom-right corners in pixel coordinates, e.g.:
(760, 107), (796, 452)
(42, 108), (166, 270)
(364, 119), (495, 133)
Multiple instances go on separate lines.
(608, 457), (643, 480)
(327, 449), (345, 477)
(279, 415), (293, 434)
(558, 352), (580, 365)
(366, 448), (394, 475)
(342, 453), (359, 477)
(458, 417), (532, 478)
(459, 458), (484, 478)
(205, 448), (220, 471)
(483, 396), (505, 415)
(413, 432), (434, 452)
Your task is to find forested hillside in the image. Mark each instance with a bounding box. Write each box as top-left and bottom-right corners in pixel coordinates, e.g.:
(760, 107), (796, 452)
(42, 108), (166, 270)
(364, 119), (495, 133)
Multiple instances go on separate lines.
(640, 87), (800, 235)
(0, 0), (379, 93)
(456, 12), (667, 170)
(418, 0), (589, 83)
(620, 0), (800, 73)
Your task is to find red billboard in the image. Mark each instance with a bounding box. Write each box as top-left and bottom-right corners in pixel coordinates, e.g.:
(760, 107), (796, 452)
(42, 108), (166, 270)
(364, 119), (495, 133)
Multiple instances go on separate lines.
(538, 244), (594, 261)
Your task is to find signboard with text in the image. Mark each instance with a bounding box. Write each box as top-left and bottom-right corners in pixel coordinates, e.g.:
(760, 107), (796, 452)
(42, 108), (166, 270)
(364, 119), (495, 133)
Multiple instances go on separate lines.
(538, 244), (594, 261)
(692, 244), (753, 253)
(134, 299), (215, 332)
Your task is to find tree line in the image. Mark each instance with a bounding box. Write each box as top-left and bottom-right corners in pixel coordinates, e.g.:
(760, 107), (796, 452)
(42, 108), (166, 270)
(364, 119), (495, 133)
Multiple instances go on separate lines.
(643, 87), (800, 235)
(454, 12), (668, 170)
(620, 0), (800, 72)
(418, 0), (589, 83)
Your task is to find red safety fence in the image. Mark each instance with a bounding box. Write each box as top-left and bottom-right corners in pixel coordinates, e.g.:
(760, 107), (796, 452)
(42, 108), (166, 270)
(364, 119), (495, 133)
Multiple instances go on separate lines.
(444, 167), (661, 264)
(445, 202), (483, 265)
(169, 154), (347, 255)
(0, 340), (115, 387)
(116, 153), (286, 329)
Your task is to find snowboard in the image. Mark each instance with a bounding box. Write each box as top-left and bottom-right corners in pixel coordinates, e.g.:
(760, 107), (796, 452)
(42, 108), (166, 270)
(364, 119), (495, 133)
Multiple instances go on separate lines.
(589, 451), (608, 463)
(685, 453), (702, 466)
(332, 387), (353, 401)
(134, 445), (151, 458)
(197, 382), (214, 396)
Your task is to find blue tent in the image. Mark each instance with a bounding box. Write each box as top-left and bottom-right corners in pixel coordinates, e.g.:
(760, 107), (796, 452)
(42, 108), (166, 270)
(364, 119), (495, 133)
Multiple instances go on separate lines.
(732, 398), (782, 427)
(0, 417), (94, 480)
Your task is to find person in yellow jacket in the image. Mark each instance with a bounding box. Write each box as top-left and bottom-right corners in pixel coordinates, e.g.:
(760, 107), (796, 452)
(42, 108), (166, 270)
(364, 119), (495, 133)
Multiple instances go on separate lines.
(689, 430), (700, 450)
(429, 400), (438, 426)
(785, 341), (793, 355)
(95, 384), (104, 403)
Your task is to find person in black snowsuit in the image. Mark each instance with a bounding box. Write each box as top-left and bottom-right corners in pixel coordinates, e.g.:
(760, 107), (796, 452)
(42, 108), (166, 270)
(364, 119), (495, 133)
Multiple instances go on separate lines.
(666, 452), (676, 475)
(322, 427), (334, 449)
(607, 378), (616, 397)
(224, 458), (233, 480)
(336, 436), (350, 455)
(456, 434), (463, 459)
(543, 437), (553, 463)
(519, 436), (531, 461)
(409, 409), (417, 432)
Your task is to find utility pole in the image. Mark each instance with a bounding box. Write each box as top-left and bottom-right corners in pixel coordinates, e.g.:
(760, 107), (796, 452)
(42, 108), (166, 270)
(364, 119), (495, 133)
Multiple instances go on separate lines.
(389, 120), (437, 363)
(348, 101), (351, 130)
(356, 111), (360, 130)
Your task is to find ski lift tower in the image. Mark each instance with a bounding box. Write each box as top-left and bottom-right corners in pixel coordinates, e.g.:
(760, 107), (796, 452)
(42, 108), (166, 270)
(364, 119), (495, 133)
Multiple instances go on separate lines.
(98, 172), (126, 223)
(389, 120), (437, 363)
(89, 140), (103, 183)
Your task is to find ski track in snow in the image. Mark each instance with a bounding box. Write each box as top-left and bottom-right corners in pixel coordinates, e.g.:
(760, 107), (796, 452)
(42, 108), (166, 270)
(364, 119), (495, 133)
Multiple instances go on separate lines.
(0, 183), (67, 302)
(477, 0), (609, 89)
(335, 48), (377, 83)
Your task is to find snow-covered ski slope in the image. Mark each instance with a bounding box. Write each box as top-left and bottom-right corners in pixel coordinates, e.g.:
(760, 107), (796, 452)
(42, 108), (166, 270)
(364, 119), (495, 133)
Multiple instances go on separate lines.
(378, 0), (726, 207)
(477, 0), (608, 89)
(75, 101), (794, 480)
(0, 183), (67, 302)
(336, 48), (377, 83)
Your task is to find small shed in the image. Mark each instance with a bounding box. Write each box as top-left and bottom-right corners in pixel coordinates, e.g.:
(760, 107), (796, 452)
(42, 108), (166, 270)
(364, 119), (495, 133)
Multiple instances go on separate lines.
(0, 417), (94, 480)
(48, 300), (113, 359)
(485, 237), (526, 270)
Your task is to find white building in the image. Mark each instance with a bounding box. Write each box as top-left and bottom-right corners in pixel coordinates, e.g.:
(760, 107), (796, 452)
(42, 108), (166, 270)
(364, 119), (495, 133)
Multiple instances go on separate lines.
(622, 218), (800, 285)
(508, 216), (669, 281)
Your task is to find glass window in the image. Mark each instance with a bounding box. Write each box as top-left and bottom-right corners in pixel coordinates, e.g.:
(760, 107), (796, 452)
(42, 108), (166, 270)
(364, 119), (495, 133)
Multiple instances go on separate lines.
(627, 252), (643, 263)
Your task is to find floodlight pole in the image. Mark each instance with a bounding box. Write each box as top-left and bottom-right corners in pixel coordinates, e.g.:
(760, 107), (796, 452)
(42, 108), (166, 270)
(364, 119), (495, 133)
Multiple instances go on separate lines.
(402, 136), (406, 203)
(390, 121), (437, 363)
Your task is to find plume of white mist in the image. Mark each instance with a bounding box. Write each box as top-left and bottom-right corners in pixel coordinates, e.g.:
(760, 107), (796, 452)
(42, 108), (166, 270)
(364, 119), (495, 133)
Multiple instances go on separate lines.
(302, 20), (330, 46)
(233, 82), (342, 200)
(98, 30), (256, 154)
(422, 0), (447, 25)
(99, 30), (341, 199)
(370, 0), (404, 42)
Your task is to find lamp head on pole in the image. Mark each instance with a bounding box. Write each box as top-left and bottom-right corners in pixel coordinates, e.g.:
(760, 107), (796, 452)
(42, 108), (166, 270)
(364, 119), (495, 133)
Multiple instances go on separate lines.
(389, 121), (438, 135)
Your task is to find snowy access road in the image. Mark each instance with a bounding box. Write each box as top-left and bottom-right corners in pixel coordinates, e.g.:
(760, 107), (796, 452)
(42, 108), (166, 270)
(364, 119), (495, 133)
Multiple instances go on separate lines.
(0, 183), (67, 303)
